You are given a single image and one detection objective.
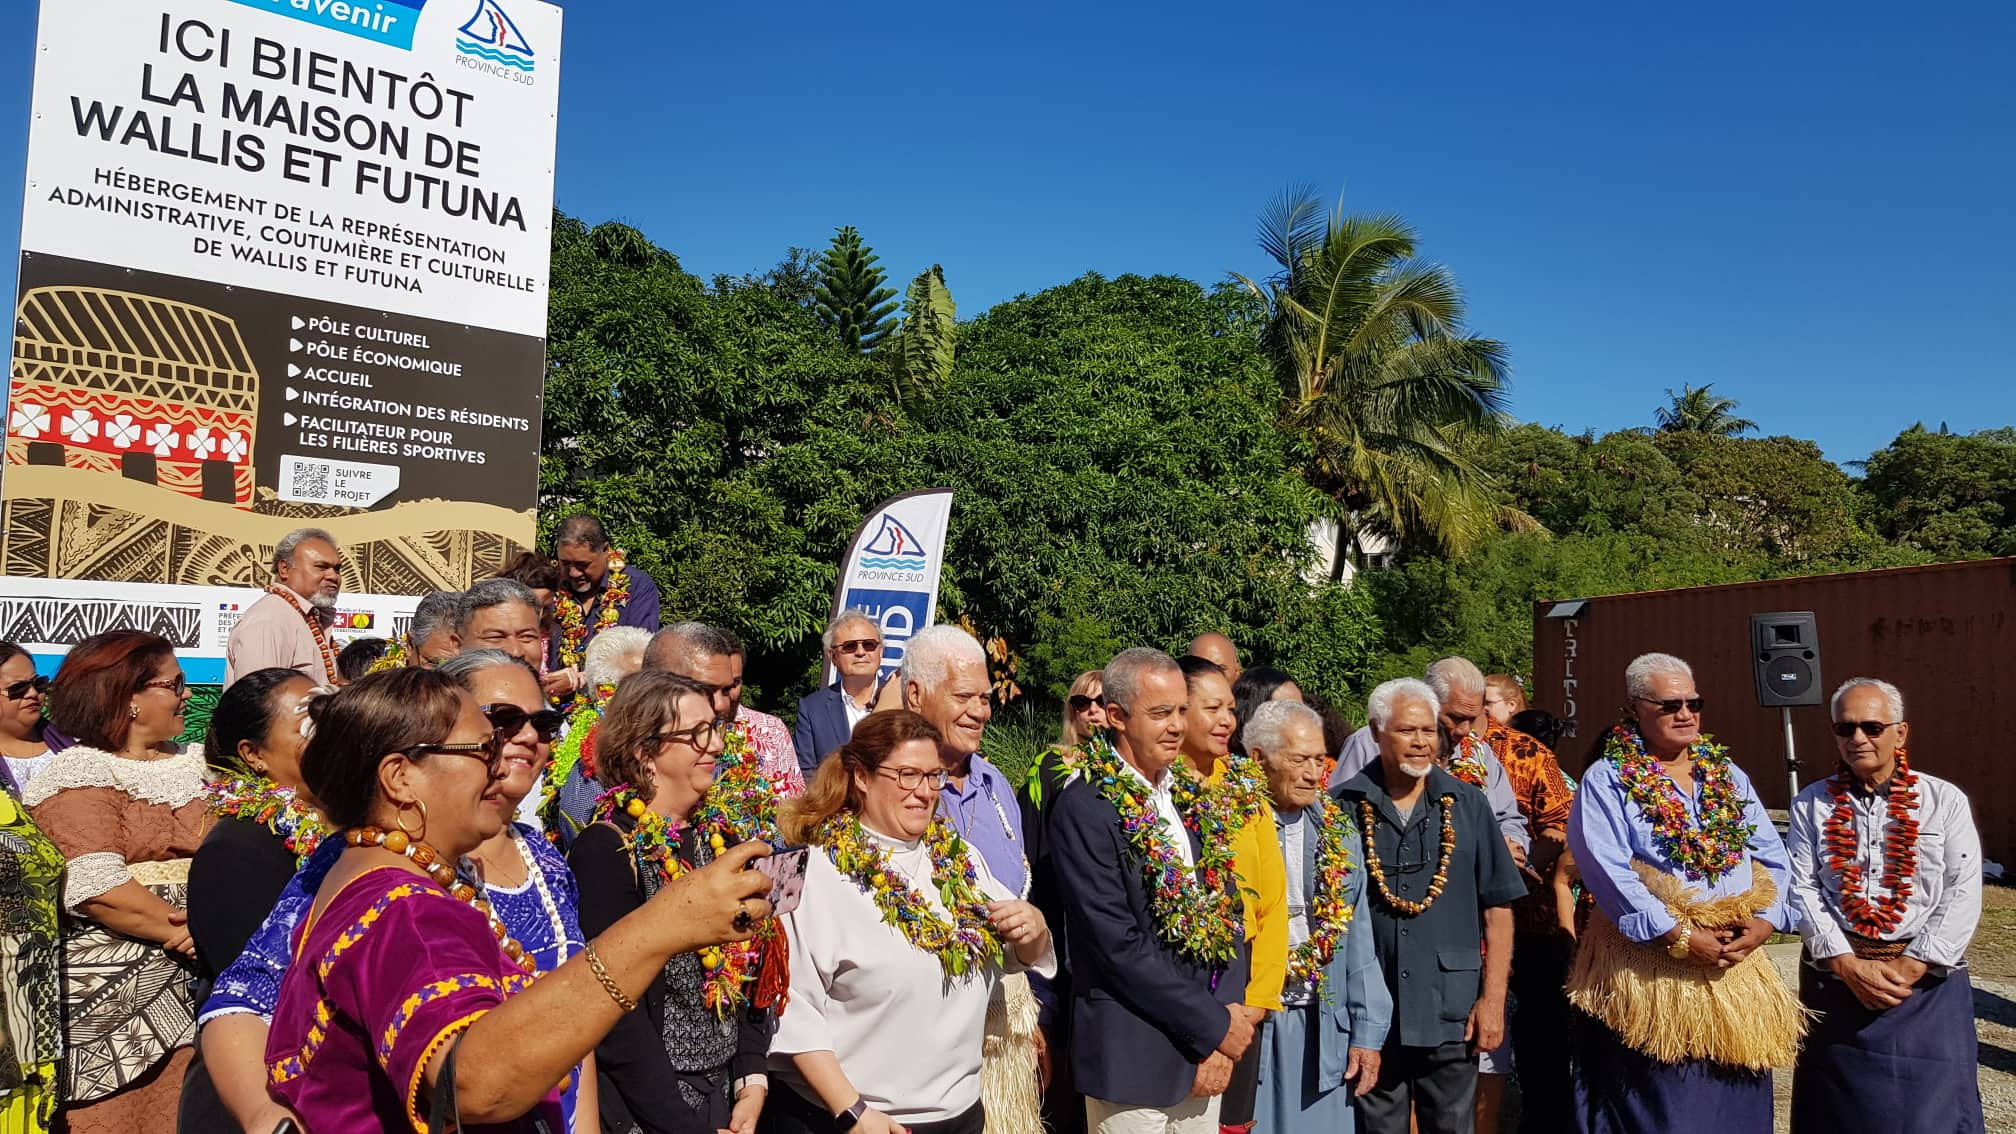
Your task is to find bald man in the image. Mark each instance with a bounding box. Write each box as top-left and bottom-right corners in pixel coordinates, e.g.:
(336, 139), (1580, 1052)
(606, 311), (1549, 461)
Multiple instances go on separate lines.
(1187, 632), (1242, 683)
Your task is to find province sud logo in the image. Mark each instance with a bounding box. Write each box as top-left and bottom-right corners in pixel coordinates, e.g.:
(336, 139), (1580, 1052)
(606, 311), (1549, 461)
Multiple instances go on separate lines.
(455, 0), (536, 74)
(860, 515), (930, 571)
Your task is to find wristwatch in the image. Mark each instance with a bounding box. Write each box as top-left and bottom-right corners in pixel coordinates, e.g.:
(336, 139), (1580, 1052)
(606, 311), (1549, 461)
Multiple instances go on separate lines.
(1667, 924), (1693, 961)
(834, 1098), (868, 1132)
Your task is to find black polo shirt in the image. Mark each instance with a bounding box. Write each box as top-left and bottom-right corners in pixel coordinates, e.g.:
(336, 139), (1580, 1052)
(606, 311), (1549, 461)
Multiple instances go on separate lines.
(1333, 761), (1524, 1047)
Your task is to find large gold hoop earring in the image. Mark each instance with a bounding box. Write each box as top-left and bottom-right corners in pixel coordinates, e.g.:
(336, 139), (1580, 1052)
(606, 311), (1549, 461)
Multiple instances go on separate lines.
(396, 800), (428, 842)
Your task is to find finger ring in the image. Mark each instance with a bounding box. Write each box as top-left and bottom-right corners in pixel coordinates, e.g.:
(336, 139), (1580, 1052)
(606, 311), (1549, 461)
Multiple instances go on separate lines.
(732, 901), (754, 932)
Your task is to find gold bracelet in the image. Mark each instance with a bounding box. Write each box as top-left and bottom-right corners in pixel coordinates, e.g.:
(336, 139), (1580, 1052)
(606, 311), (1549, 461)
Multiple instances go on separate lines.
(583, 941), (638, 1012)
(1667, 924), (1692, 961)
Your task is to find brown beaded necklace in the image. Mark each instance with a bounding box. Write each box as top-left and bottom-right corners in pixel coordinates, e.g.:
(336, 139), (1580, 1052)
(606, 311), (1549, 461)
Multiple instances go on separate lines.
(1358, 795), (1457, 917)
(346, 826), (537, 975)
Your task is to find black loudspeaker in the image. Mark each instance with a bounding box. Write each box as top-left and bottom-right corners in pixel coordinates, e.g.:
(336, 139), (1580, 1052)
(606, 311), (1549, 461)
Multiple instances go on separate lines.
(1751, 611), (1823, 707)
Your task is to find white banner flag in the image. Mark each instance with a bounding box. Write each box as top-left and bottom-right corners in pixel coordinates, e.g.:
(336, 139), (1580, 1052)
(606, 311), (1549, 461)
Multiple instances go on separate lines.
(826, 488), (954, 684)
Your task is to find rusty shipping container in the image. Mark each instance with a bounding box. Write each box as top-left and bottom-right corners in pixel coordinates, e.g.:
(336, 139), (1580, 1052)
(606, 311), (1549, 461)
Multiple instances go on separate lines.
(1531, 556), (2016, 864)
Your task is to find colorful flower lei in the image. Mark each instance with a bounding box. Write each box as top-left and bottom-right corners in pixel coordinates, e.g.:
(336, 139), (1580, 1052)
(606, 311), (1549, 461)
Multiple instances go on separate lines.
(816, 811), (1003, 977)
(1286, 793), (1357, 992)
(1606, 723), (1754, 883)
(206, 774), (330, 864)
(554, 566), (631, 672)
(590, 783), (772, 1015)
(1447, 733), (1490, 788)
(1172, 751), (1270, 838)
(1080, 734), (1245, 968)
(538, 704), (605, 843)
(1823, 748), (1920, 936)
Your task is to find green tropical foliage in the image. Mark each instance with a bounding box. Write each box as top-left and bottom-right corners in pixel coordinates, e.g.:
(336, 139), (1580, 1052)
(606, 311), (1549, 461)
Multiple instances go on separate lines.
(535, 209), (2014, 727)
(884, 264), (958, 403)
(812, 226), (899, 351)
(1234, 187), (1514, 566)
(1655, 383), (1757, 436)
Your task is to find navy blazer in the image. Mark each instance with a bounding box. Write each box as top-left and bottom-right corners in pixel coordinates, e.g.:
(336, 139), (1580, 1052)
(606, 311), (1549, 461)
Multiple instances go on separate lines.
(791, 682), (854, 777)
(1048, 775), (1250, 1109)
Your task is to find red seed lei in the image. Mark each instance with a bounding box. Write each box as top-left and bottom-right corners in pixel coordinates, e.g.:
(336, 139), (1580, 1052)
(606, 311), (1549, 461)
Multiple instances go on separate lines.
(1606, 723), (1754, 884)
(1822, 748), (1920, 937)
(268, 585), (338, 682)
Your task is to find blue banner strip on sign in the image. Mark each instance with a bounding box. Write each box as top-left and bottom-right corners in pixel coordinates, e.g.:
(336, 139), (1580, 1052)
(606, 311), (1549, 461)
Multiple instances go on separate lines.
(223, 0), (428, 50)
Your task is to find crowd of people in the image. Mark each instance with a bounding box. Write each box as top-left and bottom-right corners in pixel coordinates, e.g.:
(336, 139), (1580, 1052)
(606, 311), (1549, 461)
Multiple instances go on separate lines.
(0, 517), (1985, 1134)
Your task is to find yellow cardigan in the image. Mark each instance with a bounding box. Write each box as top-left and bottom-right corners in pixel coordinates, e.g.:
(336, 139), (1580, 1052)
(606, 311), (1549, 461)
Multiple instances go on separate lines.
(1208, 761), (1287, 1012)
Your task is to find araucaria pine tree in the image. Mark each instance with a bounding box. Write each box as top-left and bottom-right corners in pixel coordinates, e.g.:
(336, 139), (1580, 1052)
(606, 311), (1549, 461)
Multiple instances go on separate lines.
(813, 226), (899, 352)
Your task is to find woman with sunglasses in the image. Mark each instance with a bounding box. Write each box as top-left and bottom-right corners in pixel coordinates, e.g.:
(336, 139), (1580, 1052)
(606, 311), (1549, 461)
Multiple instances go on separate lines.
(25, 631), (200, 1134)
(188, 653), (592, 1133)
(769, 711), (1053, 1134)
(569, 668), (786, 1134)
(264, 667), (772, 1133)
(1564, 652), (1798, 1134)
(179, 667), (320, 1133)
(1056, 671), (1107, 750)
(0, 643), (54, 795)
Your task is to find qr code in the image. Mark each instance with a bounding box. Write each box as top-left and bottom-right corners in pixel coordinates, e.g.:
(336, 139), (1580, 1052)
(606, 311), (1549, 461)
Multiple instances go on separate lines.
(290, 460), (331, 498)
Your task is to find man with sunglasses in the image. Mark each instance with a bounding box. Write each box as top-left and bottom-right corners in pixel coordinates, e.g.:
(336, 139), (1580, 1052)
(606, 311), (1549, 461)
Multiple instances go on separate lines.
(1785, 678), (1983, 1134)
(793, 609), (886, 778)
(1565, 652), (1797, 1134)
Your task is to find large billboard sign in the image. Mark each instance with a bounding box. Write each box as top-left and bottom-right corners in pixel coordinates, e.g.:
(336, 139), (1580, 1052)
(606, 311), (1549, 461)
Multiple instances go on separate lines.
(4, 0), (563, 679)
(826, 489), (955, 685)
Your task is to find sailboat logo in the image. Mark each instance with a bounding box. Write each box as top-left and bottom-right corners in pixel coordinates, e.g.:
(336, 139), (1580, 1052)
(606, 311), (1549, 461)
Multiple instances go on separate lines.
(860, 515), (930, 570)
(456, 0), (536, 72)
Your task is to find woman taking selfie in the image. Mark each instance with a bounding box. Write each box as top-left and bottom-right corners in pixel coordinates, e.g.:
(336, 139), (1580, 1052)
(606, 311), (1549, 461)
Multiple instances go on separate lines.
(263, 667), (772, 1132)
(768, 711), (1054, 1134)
(570, 669), (785, 1134)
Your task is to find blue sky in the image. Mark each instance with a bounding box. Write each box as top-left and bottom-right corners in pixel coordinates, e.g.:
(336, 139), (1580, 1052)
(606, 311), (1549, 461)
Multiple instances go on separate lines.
(3, 0), (2010, 465)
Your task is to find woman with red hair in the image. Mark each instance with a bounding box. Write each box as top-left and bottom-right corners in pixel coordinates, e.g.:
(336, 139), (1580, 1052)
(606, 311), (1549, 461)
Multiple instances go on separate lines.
(27, 631), (202, 1134)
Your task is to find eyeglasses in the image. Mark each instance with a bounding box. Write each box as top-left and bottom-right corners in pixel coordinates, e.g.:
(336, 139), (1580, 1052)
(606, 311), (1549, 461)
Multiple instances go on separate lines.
(144, 676), (188, 697)
(1068, 694), (1107, 711)
(1833, 720), (1902, 739)
(4, 676), (49, 701)
(652, 720), (725, 750)
(833, 638), (882, 656)
(873, 766), (950, 792)
(482, 703), (565, 743)
(1633, 696), (1704, 716)
(410, 735), (506, 777)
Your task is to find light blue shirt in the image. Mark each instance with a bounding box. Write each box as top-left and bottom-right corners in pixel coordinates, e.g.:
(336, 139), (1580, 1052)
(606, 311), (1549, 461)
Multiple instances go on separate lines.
(1329, 725), (1531, 852)
(938, 753), (1028, 897)
(1568, 754), (1793, 943)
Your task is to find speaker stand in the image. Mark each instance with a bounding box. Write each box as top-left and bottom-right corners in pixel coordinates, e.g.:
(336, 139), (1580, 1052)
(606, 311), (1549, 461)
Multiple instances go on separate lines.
(1781, 706), (1800, 806)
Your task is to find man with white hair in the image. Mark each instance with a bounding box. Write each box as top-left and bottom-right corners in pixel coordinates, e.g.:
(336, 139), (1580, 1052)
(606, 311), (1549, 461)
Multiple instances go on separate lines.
(899, 624), (1021, 890)
(225, 527), (343, 686)
(792, 608), (886, 776)
(1244, 700), (1390, 1131)
(1786, 677), (1983, 1134)
(1565, 652), (1797, 1134)
(1333, 678), (1522, 1134)
(581, 625), (649, 697)
(1330, 658), (1530, 858)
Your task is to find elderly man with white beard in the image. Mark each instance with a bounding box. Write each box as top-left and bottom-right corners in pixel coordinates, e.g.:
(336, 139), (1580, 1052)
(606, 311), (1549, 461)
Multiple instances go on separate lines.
(225, 527), (343, 686)
(1244, 699), (1390, 1133)
(1332, 678), (1521, 1134)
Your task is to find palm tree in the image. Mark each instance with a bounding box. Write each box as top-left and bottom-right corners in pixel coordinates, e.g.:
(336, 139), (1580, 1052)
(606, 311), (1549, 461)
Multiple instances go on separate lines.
(1234, 187), (1517, 572)
(1655, 384), (1757, 436)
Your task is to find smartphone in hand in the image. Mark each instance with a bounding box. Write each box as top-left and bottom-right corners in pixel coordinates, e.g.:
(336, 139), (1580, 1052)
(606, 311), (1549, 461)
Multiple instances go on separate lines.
(751, 846), (810, 917)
